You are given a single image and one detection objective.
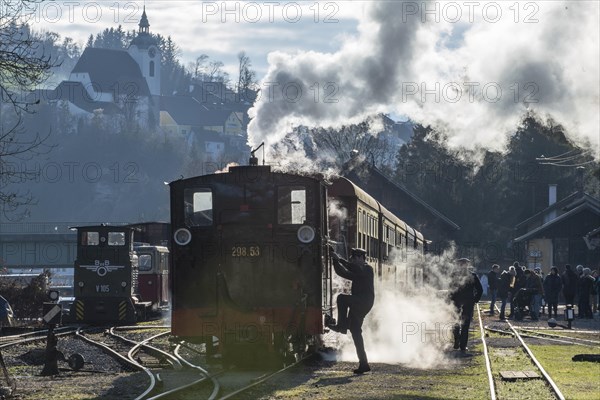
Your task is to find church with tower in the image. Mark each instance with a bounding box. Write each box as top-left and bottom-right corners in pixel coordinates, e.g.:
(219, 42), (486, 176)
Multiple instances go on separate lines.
(37, 7), (249, 164)
(50, 7), (161, 129)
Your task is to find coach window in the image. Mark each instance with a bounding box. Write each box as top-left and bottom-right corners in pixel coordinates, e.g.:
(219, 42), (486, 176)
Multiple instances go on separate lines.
(81, 232), (99, 246)
(184, 188), (213, 226)
(108, 232), (125, 246)
(138, 254), (152, 271)
(278, 186), (306, 224)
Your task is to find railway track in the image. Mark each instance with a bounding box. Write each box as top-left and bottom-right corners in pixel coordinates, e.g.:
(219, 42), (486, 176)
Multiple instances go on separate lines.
(476, 303), (566, 400)
(75, 325), (188, 399)
(144, 340), (312, 400)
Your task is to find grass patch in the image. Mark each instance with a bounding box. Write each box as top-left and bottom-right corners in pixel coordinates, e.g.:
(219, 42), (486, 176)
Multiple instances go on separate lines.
(490, 347), (556, 400)
(529, 344), (600, 400)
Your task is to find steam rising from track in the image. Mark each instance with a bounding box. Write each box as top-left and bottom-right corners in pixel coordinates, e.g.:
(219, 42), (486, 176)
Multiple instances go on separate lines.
(249, 1), (600, 165)
(334, 247), (470, 369)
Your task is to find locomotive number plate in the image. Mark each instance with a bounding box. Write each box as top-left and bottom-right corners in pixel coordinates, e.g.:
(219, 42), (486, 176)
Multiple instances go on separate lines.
(231, 246), (260, 257)
(96, 284), (110, 293)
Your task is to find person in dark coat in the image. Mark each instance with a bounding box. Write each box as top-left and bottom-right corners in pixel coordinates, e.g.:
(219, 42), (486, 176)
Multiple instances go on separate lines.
(327, 247), (375, 374)
(543, 266), (562, 319)
(497, 266), (516, 321)
(561, 264), (578, 306)
(449, 258), (483, 355)
(578, 268), (595, 319)
(487, 264), (500, 315)
(525, 269), (544, 320)
(509, 262), (525, 319)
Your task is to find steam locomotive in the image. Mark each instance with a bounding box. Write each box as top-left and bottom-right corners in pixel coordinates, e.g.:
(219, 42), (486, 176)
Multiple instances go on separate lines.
(169, 161), (426, 363)
(70, 224), (169, 324)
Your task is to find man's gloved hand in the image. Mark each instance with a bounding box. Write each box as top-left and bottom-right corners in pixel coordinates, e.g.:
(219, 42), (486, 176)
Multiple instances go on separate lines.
(328, 245), (339, 259)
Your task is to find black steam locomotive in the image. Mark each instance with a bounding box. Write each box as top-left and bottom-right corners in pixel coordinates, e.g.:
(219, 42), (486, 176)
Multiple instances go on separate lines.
(169, 163), (425, 362)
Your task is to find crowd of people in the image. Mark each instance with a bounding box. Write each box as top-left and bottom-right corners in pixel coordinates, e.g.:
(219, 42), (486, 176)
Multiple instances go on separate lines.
(484, 262), (600, 321)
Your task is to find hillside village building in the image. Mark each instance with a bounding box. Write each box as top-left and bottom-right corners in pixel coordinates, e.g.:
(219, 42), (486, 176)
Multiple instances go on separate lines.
(34, 8), (250, 164)
(514, 185), (600, 272)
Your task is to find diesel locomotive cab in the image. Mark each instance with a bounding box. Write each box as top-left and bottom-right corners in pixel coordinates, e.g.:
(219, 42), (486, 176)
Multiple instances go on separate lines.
(71, 225), (147, 323)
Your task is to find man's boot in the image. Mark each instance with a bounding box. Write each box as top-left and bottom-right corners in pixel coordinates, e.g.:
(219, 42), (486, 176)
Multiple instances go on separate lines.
(452, 324), (460, 349)
(353, 363), (371, 374)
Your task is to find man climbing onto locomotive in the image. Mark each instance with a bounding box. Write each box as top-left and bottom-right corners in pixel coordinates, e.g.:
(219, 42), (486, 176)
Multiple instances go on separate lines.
(326, 247), (375, 374)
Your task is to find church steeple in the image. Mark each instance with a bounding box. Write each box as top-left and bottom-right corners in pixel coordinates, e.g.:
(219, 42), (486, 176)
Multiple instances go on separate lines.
(139, 6), (150, 35)
(128, 5), (160, 97)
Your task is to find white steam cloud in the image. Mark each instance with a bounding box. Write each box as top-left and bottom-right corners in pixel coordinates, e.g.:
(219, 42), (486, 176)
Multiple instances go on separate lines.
(248, 1), (600, 161)
(332, 246), (472, 369)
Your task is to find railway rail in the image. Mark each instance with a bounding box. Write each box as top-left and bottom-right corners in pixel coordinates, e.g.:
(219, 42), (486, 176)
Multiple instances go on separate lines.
(143, 338), (311, 400)
(476, 303), (566, 400)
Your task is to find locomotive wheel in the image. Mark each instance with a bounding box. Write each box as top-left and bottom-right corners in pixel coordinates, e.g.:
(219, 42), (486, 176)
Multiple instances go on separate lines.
(274, 334), (295, 367)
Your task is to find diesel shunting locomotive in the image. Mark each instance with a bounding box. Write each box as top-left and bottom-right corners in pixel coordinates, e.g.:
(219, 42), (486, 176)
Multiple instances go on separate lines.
(71, 224), (169, 324)
(169, 162), (426, 364)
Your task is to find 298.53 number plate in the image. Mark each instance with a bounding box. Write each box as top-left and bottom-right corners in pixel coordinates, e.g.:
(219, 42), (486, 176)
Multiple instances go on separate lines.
(231, 246), (260, 257)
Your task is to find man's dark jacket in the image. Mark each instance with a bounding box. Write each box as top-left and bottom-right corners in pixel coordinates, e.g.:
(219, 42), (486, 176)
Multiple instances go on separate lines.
(333, 258), (375, 309)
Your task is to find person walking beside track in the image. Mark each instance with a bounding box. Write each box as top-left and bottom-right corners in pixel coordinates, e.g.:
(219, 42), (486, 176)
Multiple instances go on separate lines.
(449, 258), (483, 356)
(326, 247), (375, 374)
(497, 266), (515, 321)
(487, 264), (500, 315)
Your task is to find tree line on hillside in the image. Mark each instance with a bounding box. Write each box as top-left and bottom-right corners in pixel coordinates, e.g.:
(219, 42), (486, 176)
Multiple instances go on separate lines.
(294, 112), (600, 260)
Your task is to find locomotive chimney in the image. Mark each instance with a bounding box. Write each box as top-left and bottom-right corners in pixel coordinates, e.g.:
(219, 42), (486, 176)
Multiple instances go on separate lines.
(249, 153), (258, 166)
(547, 184), (557, 222)
(548, 184), (557, 206)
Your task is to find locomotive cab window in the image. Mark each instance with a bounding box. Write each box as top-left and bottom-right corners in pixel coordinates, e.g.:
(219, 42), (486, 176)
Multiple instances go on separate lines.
(108, 232), (125, 246)
(138, 254), (152, 271)
(278, 186), (306, 225)
(81, 232), (99, 246)
(184, 188), (213, 226)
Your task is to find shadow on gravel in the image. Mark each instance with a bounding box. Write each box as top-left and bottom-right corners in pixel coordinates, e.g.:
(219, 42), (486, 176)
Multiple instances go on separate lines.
(311, 375), (354, 387)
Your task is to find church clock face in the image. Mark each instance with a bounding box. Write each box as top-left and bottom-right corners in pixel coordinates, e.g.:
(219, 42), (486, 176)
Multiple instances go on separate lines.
(148, 47), (156, 58)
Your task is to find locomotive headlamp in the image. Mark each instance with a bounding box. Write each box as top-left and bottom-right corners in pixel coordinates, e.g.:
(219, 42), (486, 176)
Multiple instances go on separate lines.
(297, 225), (315, 243)
(48, 290), (59, 301)
(78, 281), (84, 287)
(174, 228), (192, 246)
(121, 281), (127, 288)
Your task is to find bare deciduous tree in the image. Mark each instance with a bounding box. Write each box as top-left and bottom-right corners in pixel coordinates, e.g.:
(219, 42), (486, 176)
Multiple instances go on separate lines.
(237, 51), (256, 94)
(1, 0), (57, 219)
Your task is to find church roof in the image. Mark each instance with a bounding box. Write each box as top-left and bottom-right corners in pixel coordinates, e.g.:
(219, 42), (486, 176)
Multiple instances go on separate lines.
(50, 81), (121, 114)
(71, 48), (150, 97)
(160, 95), (238, 127)
(129, 34), (157, 49)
